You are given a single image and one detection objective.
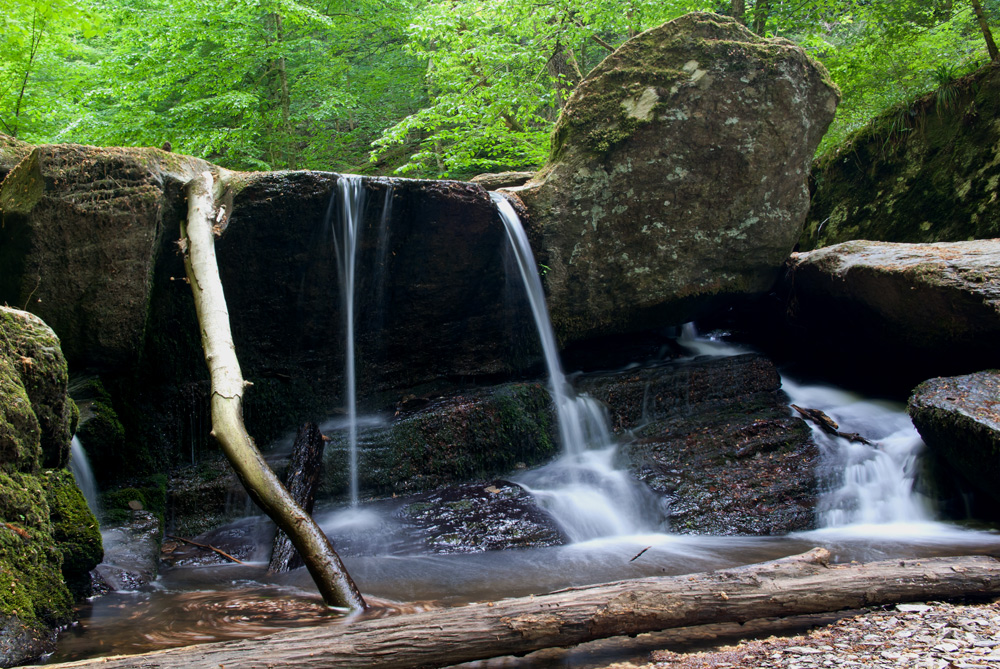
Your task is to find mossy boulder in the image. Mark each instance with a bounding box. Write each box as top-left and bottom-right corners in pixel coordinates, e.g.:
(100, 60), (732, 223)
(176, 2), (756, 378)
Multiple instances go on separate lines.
(909, 371), (1000, 514)
(513, 12), (839, 344)
(803, 62), (1000, 250)
(782, 239), (1000, 390)
(0, 308), (101, 666)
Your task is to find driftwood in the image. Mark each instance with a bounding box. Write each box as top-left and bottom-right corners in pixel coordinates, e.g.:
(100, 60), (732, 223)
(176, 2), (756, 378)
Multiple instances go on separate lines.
(165, 534), (244, 564)
(181, 171), (364, 610)
(791, 404), (874, 445)
(44, 549), (1000, 669)
(268, 422), (326, 574)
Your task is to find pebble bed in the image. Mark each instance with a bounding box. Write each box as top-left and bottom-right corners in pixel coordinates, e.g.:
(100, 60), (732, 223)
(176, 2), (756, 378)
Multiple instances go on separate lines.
(635, 600), (1000, 669)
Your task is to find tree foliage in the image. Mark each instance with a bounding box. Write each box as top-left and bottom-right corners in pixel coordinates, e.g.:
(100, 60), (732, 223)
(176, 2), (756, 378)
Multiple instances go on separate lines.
(0, 0), (997, 173)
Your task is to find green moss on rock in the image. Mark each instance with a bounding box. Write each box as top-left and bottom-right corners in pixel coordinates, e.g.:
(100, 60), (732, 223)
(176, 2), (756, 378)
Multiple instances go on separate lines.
(44, 470), (102, 599)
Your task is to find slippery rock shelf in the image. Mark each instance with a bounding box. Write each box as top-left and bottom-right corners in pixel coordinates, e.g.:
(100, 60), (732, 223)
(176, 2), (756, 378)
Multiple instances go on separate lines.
(42, 549), (1000, 669)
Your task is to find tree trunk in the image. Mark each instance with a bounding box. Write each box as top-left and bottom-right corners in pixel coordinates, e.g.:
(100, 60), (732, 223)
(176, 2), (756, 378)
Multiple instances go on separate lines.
(181, 171), (364, 611)
(268, 422), (326, 574)
(970, 0), (999, 62)
(46, 549), (1000, 669)
(752, 0), (771, 35)
(731, 0), (746, 25)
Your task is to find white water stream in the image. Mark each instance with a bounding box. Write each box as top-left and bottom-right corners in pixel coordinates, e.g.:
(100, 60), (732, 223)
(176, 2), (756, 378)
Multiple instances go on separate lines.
(491, 193), (661, 540)
(69, 435), (100, 517)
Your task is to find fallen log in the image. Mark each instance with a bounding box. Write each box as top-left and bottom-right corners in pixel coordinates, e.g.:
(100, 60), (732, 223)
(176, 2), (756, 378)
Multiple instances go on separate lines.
(268, 422), (326, 574)
(791, 404), (874, 445)
(43, 548), (1000, 669)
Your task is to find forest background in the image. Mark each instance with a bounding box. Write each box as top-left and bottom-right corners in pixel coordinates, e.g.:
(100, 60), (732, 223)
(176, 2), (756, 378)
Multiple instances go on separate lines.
(1, 0), (997, 179)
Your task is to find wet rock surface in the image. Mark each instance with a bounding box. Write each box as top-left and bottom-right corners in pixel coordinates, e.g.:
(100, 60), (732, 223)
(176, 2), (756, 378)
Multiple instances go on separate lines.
(319, 382), (557, 499)
(514, 12), (838, 344)
(909, 371), (1000, 512)
(92, 511), (162, 593)
(398, 481), (564, 553)
(803, 62), (1000, 250)
(779, 239), (1000, 391)
(577, 354), (816, 534)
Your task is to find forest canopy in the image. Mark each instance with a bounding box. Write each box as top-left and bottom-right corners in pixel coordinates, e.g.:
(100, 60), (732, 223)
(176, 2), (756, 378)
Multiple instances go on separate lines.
(1, 0), (996, 178)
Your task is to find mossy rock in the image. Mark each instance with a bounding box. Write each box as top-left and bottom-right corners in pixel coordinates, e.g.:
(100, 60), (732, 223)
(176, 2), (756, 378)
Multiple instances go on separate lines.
(44, 470), (102, 599)
(321, 382), (557, 499)
(804, 62), (1000, 250)
(0, 307), (74, 470)
(515, 12), (839, 344)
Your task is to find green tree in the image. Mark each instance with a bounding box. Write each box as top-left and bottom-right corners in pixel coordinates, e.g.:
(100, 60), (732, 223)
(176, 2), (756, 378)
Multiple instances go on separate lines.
(0, 0), (98, 139)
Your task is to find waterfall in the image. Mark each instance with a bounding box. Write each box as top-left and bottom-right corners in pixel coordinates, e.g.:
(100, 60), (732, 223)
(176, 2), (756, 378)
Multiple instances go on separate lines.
(490, 193), (659, 540)
(782, 379), (933, 529)
(69, 436), (100, 518)
(329, 175), (366, 506)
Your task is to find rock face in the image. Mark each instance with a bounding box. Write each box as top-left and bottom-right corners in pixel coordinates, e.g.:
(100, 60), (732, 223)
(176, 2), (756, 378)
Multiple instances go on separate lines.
(576, 353), (817, 535)
(803, 63), (1000, 250)
(909, 371), (1000, 510)
(0, 144), (212, 371)
(0, 307), (102, 667)
(514, 12), (839, 344)
(781, 239), (1000, 389)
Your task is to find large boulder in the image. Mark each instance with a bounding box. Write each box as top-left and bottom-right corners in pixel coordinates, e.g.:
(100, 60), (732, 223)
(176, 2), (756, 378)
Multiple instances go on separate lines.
(513, 12), (839, 344)
(909, 371), (1000, 512)
(803, 62), (1000, 250)
(779, 239), (1000, 390)
(0, 144), (212, 371)
(0, 307), (102, 667)
(577, 353), (817, 535)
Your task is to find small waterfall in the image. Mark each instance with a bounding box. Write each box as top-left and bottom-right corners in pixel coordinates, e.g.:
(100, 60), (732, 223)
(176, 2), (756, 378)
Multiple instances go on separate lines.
(782, 379), (933, 528)
(69, 436), (100, 518)
(491, 193), (658, 540)
(329, 175), (366, 506)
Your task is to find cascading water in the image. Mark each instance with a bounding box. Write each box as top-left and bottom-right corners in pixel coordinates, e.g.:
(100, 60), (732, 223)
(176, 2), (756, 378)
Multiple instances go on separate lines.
(677, 324), (935, 530)
(782, 379), (933, 529)
(490, 192), (660, 540)
(69, 435), (100, 517)
(328, 175), (366, 506)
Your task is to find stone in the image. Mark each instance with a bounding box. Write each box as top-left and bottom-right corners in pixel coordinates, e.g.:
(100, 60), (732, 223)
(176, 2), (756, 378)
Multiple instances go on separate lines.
(0, 143), (213, 371)
(0, 307), (101, 667)
(803, 63), (1000, 250)
(575, 353), (817, 535)
(513, 12), (839, 345)
(908, 371), (1000, 509)
(469, 171), (534, 190)
(781, 239), (1000, 390)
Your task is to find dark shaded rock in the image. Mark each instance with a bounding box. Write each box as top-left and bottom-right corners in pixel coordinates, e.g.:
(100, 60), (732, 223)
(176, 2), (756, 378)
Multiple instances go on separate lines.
(399, 481), (564, 553)
(320, 382), (557, 499)
(779, 239), (1000, 392)
(513, 12), (839, 344)
(470, 171), (534, 190)
(803, 63), (1000, 250)
(909, 371), (1000, 512)
(165, 458), (247, 539)
(577, 353), (817, 534)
